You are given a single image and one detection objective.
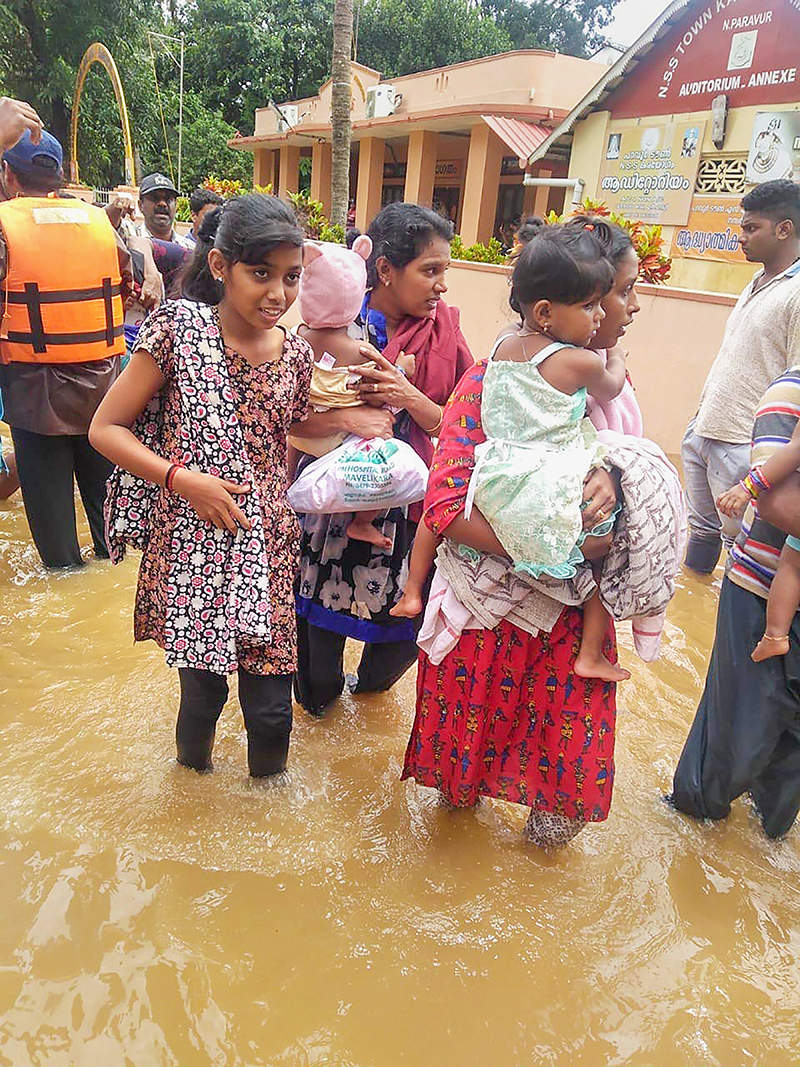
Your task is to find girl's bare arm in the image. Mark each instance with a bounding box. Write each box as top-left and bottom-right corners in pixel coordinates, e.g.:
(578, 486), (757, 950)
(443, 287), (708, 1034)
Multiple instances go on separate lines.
(89, 350), (251, 533)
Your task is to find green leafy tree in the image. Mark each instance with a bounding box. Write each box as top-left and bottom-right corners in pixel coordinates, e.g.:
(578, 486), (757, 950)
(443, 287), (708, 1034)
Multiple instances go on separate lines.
(480, 0), (618, 57)
(356, 0), (511, 78)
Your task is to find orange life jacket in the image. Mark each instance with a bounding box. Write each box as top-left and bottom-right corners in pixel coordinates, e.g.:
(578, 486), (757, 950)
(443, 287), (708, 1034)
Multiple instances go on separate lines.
(0, 196), (125, 364)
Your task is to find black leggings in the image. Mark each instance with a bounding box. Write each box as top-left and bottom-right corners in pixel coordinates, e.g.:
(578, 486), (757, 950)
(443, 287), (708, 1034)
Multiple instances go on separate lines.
(294, 616), (418, 717)
(177, 667), (293, 777)
(10, 426), (112, 568)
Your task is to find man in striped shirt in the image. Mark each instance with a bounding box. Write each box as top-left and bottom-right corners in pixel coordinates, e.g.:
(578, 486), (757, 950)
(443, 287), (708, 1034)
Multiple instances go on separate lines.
(671, 367), (800, 838)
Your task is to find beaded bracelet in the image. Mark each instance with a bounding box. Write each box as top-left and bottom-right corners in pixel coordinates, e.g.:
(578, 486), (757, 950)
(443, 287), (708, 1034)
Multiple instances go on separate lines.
(740, 466), (773, 500)
(165, 462), (184, 492)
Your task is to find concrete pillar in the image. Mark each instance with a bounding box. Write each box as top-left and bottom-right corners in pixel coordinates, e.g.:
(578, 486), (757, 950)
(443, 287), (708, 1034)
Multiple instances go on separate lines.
(403, 130), (438, 207)
(278, 144), (300, 200)
(310, 142), (332, 216)
(254, 149), (277, 192)
(355, 137), (385, 232)
(460, 124), (504, 245)
(532, 167), (553, 217)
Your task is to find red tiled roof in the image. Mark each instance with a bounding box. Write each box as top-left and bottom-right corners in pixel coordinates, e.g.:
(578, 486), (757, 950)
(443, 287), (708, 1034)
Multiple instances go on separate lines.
(481, 115), (550, 163)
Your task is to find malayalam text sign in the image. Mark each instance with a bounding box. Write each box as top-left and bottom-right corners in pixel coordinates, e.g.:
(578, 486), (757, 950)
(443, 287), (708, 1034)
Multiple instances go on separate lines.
(671, 196), (746, 262)
(598, 121), (705, 225)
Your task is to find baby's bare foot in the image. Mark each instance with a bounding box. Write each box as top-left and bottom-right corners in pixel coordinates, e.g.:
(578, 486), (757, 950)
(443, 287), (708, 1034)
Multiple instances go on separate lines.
(390, 590), (423, 618)
(574, 653), (630, 683)
(347, 518), (392, 552)
(752, 633), (790, 662)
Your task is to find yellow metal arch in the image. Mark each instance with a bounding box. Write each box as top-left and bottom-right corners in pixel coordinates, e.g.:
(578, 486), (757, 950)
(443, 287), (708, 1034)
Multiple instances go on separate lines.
(70, 42), (135, 186)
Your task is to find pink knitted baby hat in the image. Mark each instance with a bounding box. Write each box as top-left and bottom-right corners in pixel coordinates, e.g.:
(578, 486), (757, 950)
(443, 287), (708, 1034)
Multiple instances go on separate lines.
(298, 235), (373, 329)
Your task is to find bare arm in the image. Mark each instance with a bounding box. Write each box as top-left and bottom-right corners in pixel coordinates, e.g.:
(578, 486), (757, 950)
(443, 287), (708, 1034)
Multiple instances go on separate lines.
(126, 235), (164, 310)
(719, 419), (800, 518)
(542, 346), (626, 404)
(89, 349), (251, 532)
(291, 404), (395, 441)
(757, 472), (800, 540)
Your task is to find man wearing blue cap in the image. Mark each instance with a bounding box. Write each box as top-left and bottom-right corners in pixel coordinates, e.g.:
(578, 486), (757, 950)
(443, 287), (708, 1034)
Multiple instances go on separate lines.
(0, 125), (132, 568)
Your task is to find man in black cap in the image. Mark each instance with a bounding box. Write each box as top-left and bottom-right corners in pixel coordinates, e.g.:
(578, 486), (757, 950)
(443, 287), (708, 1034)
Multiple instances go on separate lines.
(138, 172), (192, 248)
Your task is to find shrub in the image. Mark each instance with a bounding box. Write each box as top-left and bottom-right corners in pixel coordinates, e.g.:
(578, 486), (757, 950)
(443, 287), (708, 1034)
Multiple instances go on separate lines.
(450, 235), (507, 264)
(546, 198), (672, 285)
(287, 190), (344, 243)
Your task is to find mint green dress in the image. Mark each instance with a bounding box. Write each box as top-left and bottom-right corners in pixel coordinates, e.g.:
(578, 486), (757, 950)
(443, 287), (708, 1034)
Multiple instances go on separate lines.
(466, 341), (607, 578)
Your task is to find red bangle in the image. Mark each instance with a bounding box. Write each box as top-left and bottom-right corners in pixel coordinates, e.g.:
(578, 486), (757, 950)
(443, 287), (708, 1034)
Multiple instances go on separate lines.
(165, 462), (184, 491)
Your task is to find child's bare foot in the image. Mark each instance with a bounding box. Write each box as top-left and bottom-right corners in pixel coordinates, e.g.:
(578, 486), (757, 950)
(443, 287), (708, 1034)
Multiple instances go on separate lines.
(752, 633), (790, 662)
(390, 589), (423, 617)
(574, 653), (631, 683)
(347, 518), (392, 551)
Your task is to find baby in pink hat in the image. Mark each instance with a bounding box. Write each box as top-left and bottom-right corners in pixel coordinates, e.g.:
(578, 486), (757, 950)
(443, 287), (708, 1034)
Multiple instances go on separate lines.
(289, 236), (415, 549)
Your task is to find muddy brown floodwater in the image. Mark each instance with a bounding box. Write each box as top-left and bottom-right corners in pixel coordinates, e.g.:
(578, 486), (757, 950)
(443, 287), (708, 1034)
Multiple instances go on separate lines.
(1, 439), (799, 1065)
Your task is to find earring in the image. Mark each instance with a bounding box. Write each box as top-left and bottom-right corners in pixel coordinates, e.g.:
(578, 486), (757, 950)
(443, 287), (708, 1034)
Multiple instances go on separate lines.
(216, 277), (224, 287)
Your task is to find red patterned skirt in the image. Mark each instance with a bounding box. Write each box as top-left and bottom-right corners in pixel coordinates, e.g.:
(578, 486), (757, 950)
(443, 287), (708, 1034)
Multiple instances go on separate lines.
(401, 608), (617, 821)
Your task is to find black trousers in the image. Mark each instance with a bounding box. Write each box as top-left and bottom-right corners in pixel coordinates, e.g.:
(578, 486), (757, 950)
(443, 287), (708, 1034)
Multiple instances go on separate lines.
(10, 426), (112, 568)
(671, 577), (800, 838)
(294, 615), (418, 717)
(177, 667), (293, 777)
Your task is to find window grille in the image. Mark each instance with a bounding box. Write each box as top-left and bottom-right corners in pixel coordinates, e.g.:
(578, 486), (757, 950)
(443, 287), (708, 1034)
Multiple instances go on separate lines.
(695, 156), (747, 195)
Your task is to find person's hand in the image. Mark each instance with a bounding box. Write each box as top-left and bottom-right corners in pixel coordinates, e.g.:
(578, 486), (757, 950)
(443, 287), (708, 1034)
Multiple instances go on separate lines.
(0, 97), (42, 150)
(105, 196), (134, 230)
(172, 468), (251, 532)
(339, 403), (396, 439)
(717, 483), (751, 518)
(139, 270), (163, 311)
(581, 467), (618, 530)
(344, 347), (420, 410)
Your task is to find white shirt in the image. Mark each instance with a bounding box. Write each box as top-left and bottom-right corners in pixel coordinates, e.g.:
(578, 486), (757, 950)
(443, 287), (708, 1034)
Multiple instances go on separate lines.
(695, 258), (800, 443)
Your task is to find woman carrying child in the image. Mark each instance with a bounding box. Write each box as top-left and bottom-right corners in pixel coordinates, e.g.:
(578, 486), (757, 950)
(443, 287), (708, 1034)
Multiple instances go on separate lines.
(401, 223), (631, 849)
(89, 195), (313, 778)
(293, 202), (473, 718)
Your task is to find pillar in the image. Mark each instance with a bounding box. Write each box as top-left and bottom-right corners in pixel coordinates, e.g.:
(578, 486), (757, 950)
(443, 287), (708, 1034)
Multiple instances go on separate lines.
(403, 130), (437, 208)
(355, 137), (385, 232)
(254, 149), (277, 192)
(460, 124), (504, 246)
(310, 142), (332, 216)
(532, 167), (552, 217)
(278, 144), (300, 200)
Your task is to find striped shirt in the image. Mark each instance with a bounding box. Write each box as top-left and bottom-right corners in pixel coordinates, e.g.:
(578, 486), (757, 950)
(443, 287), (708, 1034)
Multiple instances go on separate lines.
(728, 366), (800, 598)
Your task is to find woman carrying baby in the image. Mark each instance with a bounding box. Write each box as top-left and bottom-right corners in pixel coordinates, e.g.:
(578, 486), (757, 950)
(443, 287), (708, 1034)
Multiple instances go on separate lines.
(293, 202), (473, 717)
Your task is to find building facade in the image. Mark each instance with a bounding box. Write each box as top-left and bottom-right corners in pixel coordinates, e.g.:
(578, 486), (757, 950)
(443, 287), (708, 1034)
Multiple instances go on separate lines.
(529, 0), (800, 294)
(229, 50), (607, 244)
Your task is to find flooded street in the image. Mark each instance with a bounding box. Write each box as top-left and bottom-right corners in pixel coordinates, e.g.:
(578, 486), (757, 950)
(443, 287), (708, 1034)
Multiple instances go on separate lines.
(1, 453), (799, 1065)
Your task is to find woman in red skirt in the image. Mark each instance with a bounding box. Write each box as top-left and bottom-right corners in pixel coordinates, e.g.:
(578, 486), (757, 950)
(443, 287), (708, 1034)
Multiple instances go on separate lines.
(401, 361), (621, 848)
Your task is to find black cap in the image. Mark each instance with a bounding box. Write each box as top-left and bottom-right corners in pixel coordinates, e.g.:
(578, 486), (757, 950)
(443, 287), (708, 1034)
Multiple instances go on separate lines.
(139, 172), (178, 197)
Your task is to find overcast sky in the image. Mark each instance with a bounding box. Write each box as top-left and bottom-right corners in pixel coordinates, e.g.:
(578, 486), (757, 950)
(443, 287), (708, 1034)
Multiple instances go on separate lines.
(605, 0), (675, 46)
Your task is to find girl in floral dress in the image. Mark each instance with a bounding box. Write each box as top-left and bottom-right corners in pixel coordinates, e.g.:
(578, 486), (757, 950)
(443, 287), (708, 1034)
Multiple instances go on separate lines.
(90, 195), (313, 778)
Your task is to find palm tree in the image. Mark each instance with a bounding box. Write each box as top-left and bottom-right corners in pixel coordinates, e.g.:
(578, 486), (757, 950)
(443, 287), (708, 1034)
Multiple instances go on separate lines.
(331, 0), (354, 229)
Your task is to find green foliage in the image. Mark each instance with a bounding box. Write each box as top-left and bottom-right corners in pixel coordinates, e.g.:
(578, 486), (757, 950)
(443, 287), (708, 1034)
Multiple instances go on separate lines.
(356, 0), (511, 78)
(287, 190), (344, 243)
(479, 0), (616, 57)
(0, 0), (621, 192)
(450, 235), (507, 264)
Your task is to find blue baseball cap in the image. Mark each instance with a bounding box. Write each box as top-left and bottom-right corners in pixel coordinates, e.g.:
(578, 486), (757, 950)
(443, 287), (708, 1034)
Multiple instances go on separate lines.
(3, 129), (63, 177)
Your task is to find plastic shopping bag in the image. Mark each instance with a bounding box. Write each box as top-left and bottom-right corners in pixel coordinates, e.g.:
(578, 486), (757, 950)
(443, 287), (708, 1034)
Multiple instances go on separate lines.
(287, 435), (429, 513)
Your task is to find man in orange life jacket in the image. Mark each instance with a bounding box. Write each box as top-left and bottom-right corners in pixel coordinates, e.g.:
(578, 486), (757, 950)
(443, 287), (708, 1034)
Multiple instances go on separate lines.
(0, 129), (132, 568)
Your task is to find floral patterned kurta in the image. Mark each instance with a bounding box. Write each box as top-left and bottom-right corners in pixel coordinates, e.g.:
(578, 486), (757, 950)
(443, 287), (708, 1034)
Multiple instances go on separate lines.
(133, 307), (313, 675)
